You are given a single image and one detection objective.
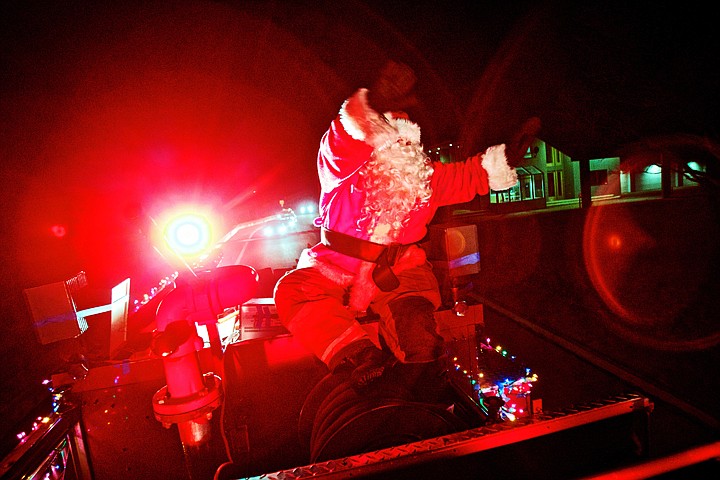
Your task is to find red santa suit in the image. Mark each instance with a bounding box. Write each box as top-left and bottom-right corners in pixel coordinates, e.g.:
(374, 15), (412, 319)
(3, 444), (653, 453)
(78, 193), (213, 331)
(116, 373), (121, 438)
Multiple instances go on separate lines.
(274, 88), (517, 371)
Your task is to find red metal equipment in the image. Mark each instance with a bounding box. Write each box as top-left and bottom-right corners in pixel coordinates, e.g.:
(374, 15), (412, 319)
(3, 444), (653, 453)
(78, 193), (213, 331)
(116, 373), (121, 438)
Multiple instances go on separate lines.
(150, 265), (258, 477)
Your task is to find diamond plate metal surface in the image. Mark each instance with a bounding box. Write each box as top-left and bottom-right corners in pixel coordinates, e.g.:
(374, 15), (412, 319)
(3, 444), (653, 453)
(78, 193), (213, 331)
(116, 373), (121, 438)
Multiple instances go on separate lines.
(244, 394), (651, 479)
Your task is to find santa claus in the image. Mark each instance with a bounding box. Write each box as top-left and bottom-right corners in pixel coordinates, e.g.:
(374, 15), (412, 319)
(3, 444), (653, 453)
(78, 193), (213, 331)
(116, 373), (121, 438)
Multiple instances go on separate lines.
(274, 61), (520, 397)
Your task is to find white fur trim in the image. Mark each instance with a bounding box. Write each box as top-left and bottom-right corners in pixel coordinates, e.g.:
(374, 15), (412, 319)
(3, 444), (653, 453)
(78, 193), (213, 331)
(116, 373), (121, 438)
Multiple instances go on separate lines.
(388, 116), (421, 145)
(297, 249), (354, 286)
(321, 325), (366, 363)
(371, 115), (422, 151)
(339, 89), (422, 150)
(296, 251), (379, 313)
(339, 89), (394, 146)
(349, 245), (427, 311)
(348, 261), (378, 312)
(298, 245), (428, 313)
(482, 144), (518, 191)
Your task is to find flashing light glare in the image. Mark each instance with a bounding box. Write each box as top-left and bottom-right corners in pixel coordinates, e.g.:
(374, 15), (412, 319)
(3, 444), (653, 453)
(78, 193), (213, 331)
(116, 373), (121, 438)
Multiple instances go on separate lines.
(277, 224), (288, 235)
(50, 224), (67, 238)
(299, 204), (316, 215)
(164, 214), (212, 256)
(263, 226), (275, 237)
(607, 233), (623, 250)
(645, 164), (662, 174)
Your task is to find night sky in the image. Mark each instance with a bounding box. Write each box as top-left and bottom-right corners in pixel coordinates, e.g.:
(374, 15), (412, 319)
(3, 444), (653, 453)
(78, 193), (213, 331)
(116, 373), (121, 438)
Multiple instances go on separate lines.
(2, 1), (717, 292)
(1, 0), (717, 436)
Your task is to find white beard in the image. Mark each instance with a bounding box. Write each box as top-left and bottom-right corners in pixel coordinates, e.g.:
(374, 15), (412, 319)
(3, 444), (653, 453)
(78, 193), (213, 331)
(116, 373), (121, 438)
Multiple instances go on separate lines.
(356, 138), (433, 244)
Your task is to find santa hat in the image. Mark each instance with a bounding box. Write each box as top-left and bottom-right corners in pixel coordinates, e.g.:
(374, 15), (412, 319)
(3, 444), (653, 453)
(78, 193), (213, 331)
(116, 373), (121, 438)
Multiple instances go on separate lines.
(340, 88), (421, 150)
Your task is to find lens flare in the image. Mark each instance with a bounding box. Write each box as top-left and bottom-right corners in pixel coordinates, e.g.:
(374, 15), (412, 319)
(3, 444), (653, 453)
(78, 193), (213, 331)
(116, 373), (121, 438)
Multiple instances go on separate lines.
(583, 203), (719, 350)
(164, 214), (212, 256)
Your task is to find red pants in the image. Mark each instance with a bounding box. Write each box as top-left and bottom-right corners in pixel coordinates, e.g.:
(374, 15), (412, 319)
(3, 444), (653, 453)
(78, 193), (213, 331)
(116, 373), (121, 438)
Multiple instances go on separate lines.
(273, 262), (444, 368)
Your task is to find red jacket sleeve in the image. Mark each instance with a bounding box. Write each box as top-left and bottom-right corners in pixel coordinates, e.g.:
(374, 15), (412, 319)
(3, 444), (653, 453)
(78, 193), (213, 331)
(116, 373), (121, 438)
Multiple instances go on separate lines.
(429, 153), (490, 207)
(317, 117), (373, 192)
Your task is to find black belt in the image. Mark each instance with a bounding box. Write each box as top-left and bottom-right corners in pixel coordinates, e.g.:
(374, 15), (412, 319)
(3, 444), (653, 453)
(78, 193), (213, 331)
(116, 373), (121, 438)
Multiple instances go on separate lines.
(320, 228), (409, 292)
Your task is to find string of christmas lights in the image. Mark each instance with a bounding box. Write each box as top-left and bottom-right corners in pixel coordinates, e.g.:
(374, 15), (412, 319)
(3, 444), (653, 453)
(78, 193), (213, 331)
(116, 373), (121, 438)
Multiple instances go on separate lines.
(449, 336), (538, 421)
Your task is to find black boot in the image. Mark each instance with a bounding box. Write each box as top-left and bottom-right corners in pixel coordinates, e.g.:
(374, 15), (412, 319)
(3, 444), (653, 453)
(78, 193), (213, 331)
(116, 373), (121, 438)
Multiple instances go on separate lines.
(329, 341), (388, 388)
